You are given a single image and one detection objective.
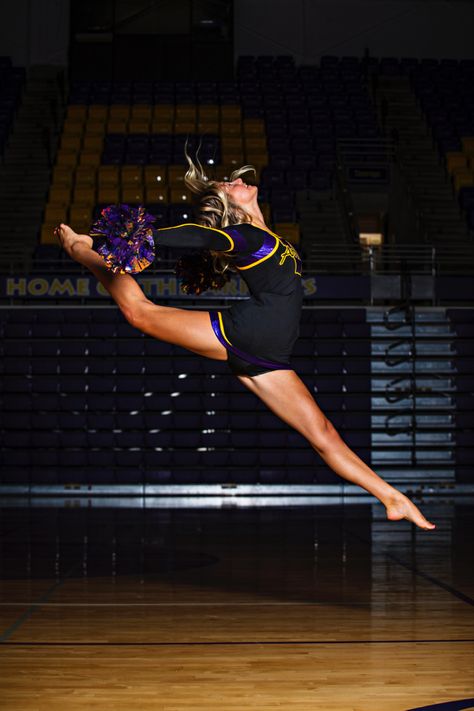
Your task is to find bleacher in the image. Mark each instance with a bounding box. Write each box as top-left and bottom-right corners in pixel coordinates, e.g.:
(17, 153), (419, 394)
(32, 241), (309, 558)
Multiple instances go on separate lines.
(1, 307), (369, 488)
(0, 305), (472, 490)
(0, 56), (25, 157)
(38, 54), (382, 262)
(447, 308), (474, 481)
(33, 54), (474, 270)
(1, 54), (473, 492)
(410, 60), (474, 234)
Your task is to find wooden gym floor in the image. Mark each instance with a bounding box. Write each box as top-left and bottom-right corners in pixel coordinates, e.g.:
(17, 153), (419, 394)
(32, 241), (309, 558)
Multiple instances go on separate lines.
(0, 499), (473, 711)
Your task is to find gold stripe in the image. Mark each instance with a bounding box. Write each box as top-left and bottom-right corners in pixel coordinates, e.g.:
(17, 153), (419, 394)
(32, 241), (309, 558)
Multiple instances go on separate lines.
(156, 222), (234, 252)
(217, 311), (233, 346)
(236, 233), (279, 270)
(260, 226), (282, 242)
(238, 225), (302, 274)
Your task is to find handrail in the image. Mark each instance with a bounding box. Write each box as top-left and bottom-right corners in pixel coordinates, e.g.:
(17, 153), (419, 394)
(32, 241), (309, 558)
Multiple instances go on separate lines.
(1, 243), (474, 275)
(3, 244), (473, 276)
(383, 302), (417, 461)
(334, 143), (360, 245)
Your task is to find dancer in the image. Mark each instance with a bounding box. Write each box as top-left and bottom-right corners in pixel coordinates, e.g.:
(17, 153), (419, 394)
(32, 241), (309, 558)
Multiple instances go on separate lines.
(55, 155), (436, 531)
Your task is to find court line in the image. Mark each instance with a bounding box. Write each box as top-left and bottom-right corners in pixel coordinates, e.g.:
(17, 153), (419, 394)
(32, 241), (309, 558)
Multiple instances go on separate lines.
(385, 552), (474, 607)
(406, 698), (474, 711)
(0, 563), (81, 643)
(0, 601), (372, 607)
(344, 526), (474, 607)
(0, 600), (462, 607)
(2, 639), (474, 647)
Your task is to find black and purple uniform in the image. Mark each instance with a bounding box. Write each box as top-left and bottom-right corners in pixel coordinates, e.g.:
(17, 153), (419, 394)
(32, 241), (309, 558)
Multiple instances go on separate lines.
(153, 222), (303, 377)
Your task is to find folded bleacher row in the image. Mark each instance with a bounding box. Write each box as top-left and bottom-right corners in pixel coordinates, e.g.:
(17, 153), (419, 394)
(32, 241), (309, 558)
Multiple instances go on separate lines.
(0, 56), (25, 157)
(0, 307), (371, 486)
(0, 307), (472, 487)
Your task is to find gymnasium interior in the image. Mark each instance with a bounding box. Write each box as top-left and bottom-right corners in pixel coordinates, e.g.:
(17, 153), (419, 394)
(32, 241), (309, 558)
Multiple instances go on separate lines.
(0, 1), (473, 709)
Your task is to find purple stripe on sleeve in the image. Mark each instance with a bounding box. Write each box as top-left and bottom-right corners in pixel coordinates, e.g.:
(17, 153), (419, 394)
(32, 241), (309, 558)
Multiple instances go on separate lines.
(233, 231), (277, 268)
(225, 227), (249, 253)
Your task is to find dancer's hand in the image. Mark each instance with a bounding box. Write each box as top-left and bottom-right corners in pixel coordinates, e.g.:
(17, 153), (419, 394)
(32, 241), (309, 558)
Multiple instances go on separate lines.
(55, 223), (93, 260)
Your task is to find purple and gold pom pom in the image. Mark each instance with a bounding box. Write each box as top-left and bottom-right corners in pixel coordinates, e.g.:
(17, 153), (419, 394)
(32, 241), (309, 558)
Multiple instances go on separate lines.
(90, 204), (156, 274)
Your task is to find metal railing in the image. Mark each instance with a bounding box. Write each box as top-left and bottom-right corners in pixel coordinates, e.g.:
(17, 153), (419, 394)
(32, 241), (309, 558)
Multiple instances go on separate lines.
(1, 242), (474, 277)
(304, 244), (474, 274)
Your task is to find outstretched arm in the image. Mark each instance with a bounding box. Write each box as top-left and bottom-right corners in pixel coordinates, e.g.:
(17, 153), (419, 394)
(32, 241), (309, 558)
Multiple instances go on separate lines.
(89, 206), (244, 275)
(153, 223), (235, 252)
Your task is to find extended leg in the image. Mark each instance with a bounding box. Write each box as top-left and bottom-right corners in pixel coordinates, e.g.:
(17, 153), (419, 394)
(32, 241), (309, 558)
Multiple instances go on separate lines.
(237, 368), (436, 531)
(56, 224), (228, 361)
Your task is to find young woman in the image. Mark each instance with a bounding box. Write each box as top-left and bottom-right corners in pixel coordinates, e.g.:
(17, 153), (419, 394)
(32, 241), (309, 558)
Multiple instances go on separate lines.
(56, 156), (436, 531)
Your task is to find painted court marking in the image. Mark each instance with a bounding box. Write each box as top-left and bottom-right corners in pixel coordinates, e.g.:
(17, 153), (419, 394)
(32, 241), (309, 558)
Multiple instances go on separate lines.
(406, 699), (474, 711)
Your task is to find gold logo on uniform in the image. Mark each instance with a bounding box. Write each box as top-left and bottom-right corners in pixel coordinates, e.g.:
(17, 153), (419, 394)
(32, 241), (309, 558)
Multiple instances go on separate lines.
(278, 239), (302, 275)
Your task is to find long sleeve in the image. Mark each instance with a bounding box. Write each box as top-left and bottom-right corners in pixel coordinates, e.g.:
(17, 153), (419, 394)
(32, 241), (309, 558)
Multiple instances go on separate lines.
(90, 206), (268, 275)
(153, 223), (235, 252)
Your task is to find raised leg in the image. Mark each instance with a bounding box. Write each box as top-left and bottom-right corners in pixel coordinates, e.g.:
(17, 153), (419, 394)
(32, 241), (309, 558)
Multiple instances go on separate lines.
(236, 368), (436, 531)
(55, 224), (228, 361)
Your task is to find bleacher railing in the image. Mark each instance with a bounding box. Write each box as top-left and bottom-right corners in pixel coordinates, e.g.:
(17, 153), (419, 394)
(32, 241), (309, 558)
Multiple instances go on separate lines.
(2, 243), (474, 276)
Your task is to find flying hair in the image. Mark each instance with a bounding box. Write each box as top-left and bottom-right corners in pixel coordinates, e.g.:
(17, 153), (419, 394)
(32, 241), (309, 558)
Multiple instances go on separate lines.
(172, 141), (258, 292)
(183, 140), (257, 230)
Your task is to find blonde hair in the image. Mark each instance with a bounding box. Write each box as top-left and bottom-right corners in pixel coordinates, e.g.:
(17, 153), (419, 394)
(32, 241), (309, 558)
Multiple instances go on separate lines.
(184, 145), (256, 275)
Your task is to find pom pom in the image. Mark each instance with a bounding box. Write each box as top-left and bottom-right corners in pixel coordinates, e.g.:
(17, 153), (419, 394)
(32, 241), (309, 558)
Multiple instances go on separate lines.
(90, 204), (156, 274)
(175, 251), (232, 295)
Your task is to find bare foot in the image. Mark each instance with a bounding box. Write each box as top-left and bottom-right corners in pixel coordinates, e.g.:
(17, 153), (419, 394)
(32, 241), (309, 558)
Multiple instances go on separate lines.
(55, 223), (93, 260)
(385, 492), (436, 530)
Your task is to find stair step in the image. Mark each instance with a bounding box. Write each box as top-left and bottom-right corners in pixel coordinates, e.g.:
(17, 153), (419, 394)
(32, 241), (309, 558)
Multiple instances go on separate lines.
(372, 414), (454, 425)
(372, 452), (454, 464)
(372, 326), (454, 335)
(373, 433), (454, 444)
(372, 365), (455, 377)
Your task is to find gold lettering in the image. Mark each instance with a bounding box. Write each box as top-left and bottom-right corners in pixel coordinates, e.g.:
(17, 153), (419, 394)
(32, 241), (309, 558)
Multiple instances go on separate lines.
(154, 277), (178, 296)
(302, 277), (317, 296)
(221, 280), (238, 295)
(239, 279), (249, 295)
(49, 278), (75, 296)
(138, 278), (154, 296)
(28, 278), (48, 296)
(6, 278), (26, 296)
(77, 278), (90, 296)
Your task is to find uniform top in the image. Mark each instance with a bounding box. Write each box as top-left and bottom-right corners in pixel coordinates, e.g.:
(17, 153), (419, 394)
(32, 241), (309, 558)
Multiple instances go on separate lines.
(152, 221), (304, 372)
(153, 222), (303, 296)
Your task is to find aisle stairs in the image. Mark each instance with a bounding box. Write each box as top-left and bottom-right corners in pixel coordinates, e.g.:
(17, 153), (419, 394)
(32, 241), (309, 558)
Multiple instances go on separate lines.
(296, 189), (355, 270)
(0, 66), (64, 269)
(369, 306), (455, 484)
(371, 74), (469, 246)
